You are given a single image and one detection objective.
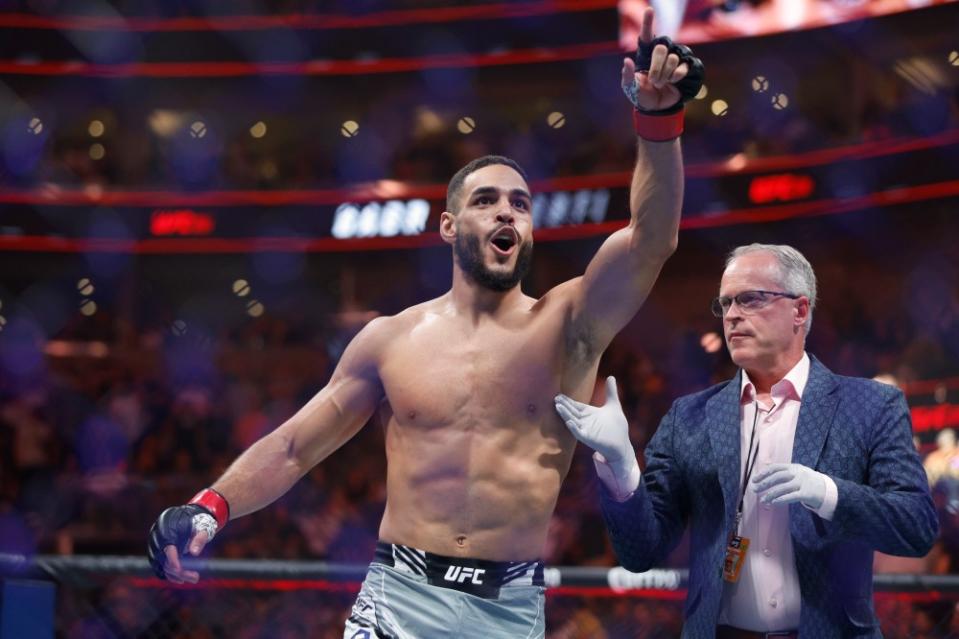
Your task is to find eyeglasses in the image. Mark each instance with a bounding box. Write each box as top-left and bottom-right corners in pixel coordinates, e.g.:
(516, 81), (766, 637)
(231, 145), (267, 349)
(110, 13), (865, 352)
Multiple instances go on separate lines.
(710, 290), (800, 318)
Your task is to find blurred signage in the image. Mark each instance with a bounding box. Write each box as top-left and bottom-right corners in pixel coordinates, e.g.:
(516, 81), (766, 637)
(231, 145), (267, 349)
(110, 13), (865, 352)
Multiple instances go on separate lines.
(748, 173), (815, 204)
(331, 199), (431, 239)
(532, 189), (611, 228)
(330, 189), (611, 240)
(912, 404), (959, 433)
(619, 0), (959, 45)
(7, 132), (955, 248)
(150, 209), (215, 236)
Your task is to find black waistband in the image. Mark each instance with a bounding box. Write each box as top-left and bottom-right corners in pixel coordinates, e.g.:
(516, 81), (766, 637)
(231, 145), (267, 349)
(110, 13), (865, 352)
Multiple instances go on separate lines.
(717, 626), (798, 639)
(373, 541), (544, 599)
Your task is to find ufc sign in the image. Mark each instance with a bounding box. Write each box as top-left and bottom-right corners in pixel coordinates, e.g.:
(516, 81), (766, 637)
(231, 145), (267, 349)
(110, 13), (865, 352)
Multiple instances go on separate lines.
(443, 565), (486, 585)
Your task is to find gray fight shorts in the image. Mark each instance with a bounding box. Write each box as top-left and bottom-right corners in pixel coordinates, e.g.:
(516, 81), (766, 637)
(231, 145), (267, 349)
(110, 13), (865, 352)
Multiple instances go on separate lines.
(343, 541), (546, 639)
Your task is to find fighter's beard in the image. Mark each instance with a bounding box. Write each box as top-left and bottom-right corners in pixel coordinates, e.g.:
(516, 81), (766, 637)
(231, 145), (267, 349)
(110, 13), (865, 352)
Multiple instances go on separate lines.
(454, 231), (533, 292)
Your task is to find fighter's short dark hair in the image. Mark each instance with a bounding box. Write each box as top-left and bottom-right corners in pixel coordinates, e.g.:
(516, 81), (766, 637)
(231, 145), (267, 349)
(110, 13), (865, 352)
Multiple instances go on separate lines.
(446, 155), (528, 214)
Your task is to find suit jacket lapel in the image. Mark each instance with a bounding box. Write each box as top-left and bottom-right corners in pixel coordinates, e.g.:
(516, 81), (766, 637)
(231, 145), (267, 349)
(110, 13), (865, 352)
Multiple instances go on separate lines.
(707, 372), (744, 529)
(791, 355), (839, 470)
(789, 356), (840, 537)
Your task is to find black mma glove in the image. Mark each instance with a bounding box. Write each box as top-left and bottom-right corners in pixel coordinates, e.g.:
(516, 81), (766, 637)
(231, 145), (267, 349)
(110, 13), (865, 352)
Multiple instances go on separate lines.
(147, 488), (229, 580)
(628, 36), (705, 115)
(624, 35), (705, 141)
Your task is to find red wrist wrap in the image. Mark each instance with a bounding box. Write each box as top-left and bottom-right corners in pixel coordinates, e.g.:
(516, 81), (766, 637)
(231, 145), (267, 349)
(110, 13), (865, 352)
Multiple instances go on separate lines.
(189, 488), (230, 529)
(633, 108), (684, 142)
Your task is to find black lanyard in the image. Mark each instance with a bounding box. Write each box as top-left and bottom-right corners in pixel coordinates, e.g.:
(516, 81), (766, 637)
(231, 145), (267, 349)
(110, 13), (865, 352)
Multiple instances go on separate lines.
(735, 401), (763, 531)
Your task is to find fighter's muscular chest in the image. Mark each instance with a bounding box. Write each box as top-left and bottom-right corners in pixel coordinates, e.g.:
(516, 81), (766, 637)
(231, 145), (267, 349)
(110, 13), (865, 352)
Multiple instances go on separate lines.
(378, 308), (567, 428)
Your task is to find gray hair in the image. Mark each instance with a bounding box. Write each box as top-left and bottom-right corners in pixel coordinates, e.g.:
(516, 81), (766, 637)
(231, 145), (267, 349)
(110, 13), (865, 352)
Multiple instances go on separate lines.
(726, 243), (817, 333)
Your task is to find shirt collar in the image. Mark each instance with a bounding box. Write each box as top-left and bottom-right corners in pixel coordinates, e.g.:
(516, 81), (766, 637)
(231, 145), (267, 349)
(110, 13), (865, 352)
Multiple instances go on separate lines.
(740, 352), (810, 407)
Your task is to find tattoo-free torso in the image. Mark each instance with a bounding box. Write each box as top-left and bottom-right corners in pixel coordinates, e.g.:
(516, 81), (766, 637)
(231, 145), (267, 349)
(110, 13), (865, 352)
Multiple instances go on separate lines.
(375, 288), (597, 560)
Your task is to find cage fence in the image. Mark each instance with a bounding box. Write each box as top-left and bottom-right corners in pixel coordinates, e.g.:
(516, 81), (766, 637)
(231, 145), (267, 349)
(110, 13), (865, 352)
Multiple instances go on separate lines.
(2, 554), (958, 638)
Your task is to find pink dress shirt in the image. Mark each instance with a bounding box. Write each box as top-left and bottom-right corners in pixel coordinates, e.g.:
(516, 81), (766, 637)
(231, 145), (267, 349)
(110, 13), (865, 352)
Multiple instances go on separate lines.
(717, 353), (839, 631)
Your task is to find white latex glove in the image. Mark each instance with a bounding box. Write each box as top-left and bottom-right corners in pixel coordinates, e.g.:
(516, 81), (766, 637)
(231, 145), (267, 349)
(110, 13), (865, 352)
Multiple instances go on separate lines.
(555, 376), (641, 501)
(751, 463), (827, 510)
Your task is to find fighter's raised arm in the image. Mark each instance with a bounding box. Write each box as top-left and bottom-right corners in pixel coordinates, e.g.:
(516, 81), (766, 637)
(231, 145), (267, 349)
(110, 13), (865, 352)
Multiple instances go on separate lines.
(567, 7), (703, 353)
(147, 316), (389, 583)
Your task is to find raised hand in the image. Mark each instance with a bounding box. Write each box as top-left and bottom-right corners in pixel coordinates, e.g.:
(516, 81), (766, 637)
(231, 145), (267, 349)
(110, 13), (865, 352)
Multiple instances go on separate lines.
(622, 7), (704, 114)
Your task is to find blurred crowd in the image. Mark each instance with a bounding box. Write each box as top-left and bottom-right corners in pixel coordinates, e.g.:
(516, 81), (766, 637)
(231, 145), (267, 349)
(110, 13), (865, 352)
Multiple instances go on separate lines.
(0, 2), (955, 193)
(5, 83), (955, 195)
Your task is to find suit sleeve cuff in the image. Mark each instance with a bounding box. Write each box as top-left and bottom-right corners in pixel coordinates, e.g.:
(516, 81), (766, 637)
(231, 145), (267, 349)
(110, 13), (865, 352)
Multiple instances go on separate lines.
(807, 474), (838, 521)
(593, 451), (642, 502)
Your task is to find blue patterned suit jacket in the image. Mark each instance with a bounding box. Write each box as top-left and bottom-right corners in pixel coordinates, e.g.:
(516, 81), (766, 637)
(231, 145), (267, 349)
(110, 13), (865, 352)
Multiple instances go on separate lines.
(600, 355), (937, 638)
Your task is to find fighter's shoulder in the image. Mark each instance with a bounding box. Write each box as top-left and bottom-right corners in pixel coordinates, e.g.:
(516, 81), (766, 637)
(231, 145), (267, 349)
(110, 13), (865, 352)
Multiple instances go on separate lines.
(357, 299), (438, 340)
(351, 312), (405, 345)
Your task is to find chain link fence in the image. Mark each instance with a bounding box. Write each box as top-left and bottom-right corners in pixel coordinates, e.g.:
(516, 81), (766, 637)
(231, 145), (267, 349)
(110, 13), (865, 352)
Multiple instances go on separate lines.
(2, 555), (958, 638)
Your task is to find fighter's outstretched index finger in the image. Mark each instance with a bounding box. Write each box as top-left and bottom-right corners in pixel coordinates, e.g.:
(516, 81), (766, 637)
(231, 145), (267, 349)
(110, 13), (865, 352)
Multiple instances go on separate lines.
(640, 7), (655, 44)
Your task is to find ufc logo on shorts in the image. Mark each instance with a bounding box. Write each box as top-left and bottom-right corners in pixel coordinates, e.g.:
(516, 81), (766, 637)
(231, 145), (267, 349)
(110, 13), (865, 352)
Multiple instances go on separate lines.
(443, 565), (485, 584)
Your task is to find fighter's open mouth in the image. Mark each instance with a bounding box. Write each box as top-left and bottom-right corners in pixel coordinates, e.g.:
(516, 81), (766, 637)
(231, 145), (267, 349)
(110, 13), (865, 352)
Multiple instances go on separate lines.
(490, 228), (517, 252)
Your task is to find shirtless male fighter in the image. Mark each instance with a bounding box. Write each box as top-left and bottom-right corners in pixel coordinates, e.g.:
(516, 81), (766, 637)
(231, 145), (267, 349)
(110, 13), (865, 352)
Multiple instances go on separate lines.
(147, 9), (703, 637)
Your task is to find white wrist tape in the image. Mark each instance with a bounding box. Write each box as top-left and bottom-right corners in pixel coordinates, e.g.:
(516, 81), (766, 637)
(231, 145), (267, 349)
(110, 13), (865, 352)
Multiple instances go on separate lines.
(192, 512), (219, 540)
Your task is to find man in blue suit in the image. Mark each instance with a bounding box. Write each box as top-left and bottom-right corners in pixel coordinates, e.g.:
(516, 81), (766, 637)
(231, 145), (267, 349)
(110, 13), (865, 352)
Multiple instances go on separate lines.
(556, 244), (937, 638)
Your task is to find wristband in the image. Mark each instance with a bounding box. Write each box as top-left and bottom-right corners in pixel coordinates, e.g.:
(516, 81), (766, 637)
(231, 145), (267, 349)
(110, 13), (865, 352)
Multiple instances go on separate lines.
(633, 108), (684, 142)
(189, 488), (230, 529)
